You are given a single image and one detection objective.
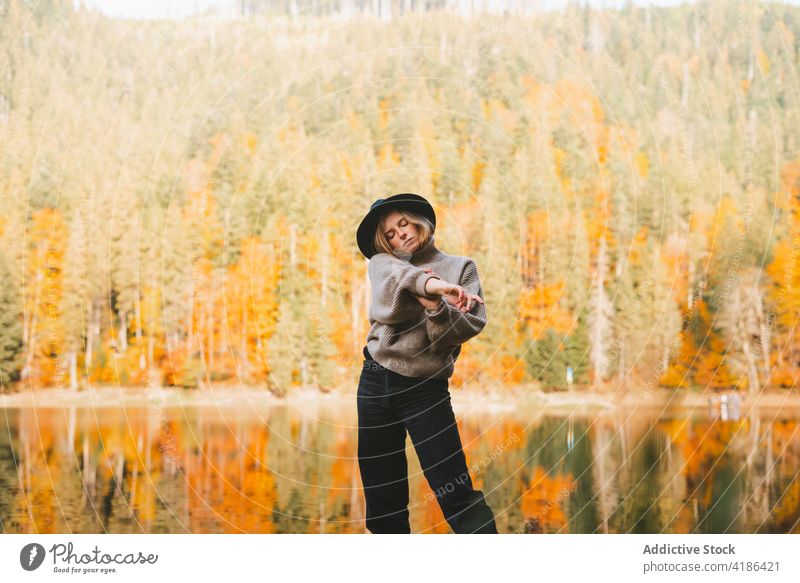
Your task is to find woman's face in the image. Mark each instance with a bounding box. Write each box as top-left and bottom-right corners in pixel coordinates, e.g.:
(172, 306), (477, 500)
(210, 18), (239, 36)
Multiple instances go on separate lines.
(381, 210), (420, 253)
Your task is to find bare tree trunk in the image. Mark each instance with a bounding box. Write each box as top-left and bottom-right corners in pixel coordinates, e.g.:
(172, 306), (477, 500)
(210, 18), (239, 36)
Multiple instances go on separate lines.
(66, 405), (76, 452)
(135, 300), (145, 370)
(590, 237), (611, 386)
(69, 350), (78, 390)
(207, 296), (214, 376)
(752, 287), (771, 383)
(148, 334), (155, 385)
(240, 299), (251, 380)
(734, 286), (760, 394)
(85, 300), (94, 377)
(118, 309), (127, 353)
(380, 0), (392, 22)
(741, 333), (760, 395)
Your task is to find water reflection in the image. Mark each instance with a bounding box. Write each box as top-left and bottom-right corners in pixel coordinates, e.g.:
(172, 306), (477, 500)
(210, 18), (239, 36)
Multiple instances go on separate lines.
(707, 392), (742, 421)
(0, 402), (798, 533)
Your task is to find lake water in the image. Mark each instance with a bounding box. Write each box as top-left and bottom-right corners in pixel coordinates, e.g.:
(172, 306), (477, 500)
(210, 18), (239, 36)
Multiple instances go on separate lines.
(1, 400), (798, 533)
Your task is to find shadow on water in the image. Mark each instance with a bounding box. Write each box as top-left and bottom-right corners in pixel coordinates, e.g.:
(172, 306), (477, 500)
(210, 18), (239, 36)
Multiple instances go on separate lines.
(0, 402), (798, 533)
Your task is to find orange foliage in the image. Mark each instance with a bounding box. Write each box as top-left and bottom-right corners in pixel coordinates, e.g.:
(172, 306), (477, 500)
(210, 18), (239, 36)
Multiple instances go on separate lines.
(214, 237), (279, 382)
(378, 96), (391, 129)
(498, 353), (527, 384)
(515, 280), (574, 340)
(520, 466), (575, 533)
(376, 142), (400, 169)
(764, 205), (800, 387)
(660, 232), (691, 307)
(772, 478), (800, 532)
(24, 208), (67, 387)
(668, 417), (744, 478)
(471, 160), (486, 193)
(660, 299), (742, 390)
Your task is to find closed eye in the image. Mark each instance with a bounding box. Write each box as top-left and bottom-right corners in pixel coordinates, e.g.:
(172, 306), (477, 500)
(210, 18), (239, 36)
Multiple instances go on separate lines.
(385, 219), (408, 238)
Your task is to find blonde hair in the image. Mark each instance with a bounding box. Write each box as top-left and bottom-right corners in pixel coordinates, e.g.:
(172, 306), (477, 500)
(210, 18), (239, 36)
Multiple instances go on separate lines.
(372, 209), (434, 255)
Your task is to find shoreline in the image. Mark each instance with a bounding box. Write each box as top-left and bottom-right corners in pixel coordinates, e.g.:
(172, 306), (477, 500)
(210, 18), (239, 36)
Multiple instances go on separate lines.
(1, 385), (799, 412)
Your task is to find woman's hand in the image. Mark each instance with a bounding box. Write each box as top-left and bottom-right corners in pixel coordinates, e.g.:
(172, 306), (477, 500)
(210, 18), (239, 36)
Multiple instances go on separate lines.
(414, 268), (485, 313)
(452, 290), (484, 313)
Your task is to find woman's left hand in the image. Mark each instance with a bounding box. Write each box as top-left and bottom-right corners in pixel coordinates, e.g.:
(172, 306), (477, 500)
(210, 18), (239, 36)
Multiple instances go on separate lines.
(452, 291), (483, 313)
(414, 268), (483, 313)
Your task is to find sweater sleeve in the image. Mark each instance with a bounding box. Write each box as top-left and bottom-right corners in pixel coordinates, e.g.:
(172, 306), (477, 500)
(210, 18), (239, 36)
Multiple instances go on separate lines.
(424, 258), (487, 347)
(367, 253), (442, 325)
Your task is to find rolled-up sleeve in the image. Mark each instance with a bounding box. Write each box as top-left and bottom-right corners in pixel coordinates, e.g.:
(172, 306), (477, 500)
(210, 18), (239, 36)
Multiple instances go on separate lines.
(425, 259), (487, 347)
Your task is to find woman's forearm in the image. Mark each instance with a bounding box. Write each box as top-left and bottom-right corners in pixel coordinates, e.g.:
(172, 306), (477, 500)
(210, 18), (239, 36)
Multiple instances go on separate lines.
(423, 277), (447, 296)
(425, 258), (487, 346)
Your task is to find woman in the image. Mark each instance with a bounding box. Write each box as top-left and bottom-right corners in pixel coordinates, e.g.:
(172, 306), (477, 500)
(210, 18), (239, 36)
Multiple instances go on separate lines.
(355, 192), (498, 534)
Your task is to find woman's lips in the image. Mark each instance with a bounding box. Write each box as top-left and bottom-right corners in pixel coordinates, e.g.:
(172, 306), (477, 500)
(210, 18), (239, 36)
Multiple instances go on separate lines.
(404, 238), (414, 247)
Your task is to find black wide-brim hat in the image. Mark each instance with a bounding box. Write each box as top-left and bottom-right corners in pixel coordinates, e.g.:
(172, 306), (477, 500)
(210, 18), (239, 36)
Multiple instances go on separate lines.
(356, 193), (436, 259)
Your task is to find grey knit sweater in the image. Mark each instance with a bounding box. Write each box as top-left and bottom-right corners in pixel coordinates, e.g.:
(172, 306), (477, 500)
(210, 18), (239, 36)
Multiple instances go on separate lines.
(365, 234), (487, 379)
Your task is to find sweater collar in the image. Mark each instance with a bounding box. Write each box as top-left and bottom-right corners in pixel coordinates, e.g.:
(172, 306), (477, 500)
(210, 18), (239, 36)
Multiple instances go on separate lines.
(391, 233), (439, 263)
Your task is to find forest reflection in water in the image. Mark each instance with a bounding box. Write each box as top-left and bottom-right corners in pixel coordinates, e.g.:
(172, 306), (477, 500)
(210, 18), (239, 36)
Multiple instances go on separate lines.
(0, 400), (798, 534)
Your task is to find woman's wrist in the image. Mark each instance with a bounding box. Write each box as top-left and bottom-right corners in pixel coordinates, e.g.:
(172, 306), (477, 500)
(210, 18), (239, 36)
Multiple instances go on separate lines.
(423, 276), (443, 297)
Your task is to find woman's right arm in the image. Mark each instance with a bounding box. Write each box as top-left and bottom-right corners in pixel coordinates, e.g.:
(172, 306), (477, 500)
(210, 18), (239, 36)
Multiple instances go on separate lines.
(367, 253), (442, 325)
(424, 259), (487, 348)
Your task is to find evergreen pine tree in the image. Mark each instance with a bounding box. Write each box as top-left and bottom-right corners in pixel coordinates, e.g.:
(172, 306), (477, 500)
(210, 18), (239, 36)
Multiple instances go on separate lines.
(0, 252), (24, 390)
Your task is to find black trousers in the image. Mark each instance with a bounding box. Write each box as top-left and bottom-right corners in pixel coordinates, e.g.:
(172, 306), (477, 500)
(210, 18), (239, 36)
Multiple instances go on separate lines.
(357, 346), (498, 534)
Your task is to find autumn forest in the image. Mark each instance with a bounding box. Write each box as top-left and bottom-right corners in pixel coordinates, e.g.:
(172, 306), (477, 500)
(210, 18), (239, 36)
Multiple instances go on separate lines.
(1, 0), (800, 396)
